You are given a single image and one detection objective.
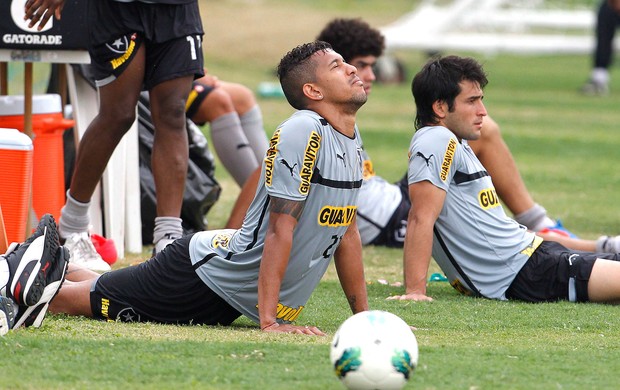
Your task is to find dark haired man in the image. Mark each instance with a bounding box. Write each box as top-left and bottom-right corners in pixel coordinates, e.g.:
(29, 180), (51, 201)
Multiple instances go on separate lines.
(316, 17), (619, 252)
(1, 42), (369, 335)
(390, 55), (620, 304)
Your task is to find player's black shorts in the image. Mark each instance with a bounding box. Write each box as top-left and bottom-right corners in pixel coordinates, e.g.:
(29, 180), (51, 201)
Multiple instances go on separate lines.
(370, 174), (410, 248)
(506, 240), (620, 303)
(90, 234), (241, 325)
(87, 0), (204, 89)
(185, 82), (215, 124)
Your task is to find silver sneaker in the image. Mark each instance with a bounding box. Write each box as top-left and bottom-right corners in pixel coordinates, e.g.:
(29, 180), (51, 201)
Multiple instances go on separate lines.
(64, 232), (111, 272)
(580, 79), (609, 96)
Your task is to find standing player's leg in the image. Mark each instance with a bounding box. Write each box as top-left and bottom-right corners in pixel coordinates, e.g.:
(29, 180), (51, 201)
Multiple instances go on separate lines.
(69, 44), (146, 204)
(146, 31), (204, 252)
(60, 40), (147, 272)
(149, 76), (194, 251)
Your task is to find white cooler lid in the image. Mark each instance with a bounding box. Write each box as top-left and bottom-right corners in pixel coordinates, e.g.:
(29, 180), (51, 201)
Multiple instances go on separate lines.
(0, 94), (62, 115)
(0, 128), (33, 150)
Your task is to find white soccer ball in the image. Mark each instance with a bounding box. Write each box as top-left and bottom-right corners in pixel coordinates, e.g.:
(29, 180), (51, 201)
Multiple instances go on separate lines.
(330, 310), (418, 390)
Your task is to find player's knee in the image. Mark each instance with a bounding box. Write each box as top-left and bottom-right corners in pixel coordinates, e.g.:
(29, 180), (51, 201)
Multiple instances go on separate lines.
(100, 106), (137, 133)
(480, 116), (501, 141)
(232, 85), (257, 113)
(153, 101), (188, 131)
(203, 88), (235, 117)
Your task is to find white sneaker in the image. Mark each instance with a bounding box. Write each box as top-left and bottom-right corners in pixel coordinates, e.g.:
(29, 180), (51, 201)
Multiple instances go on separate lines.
(64, 232), (111, 272)
(580, 79), (609, 96)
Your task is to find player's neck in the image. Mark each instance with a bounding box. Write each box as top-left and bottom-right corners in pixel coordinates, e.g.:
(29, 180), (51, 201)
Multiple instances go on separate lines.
(315, 107), (357, 138)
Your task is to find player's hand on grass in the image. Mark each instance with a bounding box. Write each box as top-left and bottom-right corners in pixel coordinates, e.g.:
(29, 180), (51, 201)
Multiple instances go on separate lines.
(24, 0), (66, 31)
(386, 293), (433, 302)
(261, 322), (326, 336)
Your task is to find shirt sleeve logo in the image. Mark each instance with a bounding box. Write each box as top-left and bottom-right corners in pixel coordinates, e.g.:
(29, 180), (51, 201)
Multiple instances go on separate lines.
(264, 128), (281, 187)
(279, 158), (297, 176)
(299, 131), (321, 195)
(211, 232), (233, 249)
(440, 138), (457, 182)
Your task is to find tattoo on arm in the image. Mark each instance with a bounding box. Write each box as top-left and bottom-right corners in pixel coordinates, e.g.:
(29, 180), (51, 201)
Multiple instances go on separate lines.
(269, 196), (305, 221)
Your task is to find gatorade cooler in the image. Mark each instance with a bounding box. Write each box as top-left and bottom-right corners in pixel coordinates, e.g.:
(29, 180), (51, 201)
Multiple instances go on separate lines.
(0, 128), (33, 244)
(0, 94), (74, 221)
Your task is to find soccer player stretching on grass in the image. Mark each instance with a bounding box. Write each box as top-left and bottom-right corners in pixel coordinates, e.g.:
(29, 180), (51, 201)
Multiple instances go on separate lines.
(1, 41), (369, 335)
(388, 55), (620, 304)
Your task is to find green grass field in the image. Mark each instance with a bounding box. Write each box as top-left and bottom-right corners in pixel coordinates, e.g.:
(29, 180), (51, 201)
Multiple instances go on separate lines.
(3, 0), (620, 388)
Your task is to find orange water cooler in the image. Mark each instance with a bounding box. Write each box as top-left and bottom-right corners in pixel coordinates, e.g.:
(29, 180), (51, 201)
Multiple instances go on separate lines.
(0, 128), (33, 244)
(0, 94), (74, 221)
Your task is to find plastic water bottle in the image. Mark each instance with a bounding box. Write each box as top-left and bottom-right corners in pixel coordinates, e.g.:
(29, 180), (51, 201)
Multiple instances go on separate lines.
(257, 82), (285, 98)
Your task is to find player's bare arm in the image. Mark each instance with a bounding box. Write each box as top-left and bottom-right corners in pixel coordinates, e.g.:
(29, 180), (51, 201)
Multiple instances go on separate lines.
(388, 180), (445, 302)
(24, 0), (66, 31)
(334, 214), (369, 314)
(258, 196), (324, 335)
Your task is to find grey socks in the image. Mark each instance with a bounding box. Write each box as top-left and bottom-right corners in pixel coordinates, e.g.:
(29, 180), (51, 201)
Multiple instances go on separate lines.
(58, 191), (91, 239)
(153, 216), (184, 245)
(513, 203), (555, 232)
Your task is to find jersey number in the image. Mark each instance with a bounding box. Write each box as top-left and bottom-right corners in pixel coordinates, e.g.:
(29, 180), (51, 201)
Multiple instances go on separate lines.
(186, 35), (202, 60)
(322, 235), (343, 259)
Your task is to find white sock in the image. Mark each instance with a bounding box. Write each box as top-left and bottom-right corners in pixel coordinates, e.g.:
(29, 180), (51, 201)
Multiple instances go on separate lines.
(591, 68), (610, 85)
(596, 236), (620, 253)
(58, 191), (91, 239)
(152, 216), (183, 245)
(513, 204), (555, 232)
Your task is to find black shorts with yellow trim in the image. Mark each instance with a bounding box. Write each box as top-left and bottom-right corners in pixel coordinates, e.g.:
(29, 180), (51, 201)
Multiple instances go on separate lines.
(506, 240), (620, 303)
(90, 234), (241, 325)
(185, 82), (215, 123)
(370, 174), (410, 248)
(87, 0), (204, 89)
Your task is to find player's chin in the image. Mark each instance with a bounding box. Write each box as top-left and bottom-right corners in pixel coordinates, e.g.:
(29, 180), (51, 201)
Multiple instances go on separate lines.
(467, 130), (482, 141)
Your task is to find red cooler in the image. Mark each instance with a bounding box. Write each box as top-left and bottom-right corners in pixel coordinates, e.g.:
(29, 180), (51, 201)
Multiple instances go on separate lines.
(0, 128), (33, 244)
(0, 94), (74, 221)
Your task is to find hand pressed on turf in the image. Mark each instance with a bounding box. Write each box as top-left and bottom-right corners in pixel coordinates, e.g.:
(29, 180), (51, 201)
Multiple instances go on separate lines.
(386, 293), (434, 302)
(261, 322), (326, 336)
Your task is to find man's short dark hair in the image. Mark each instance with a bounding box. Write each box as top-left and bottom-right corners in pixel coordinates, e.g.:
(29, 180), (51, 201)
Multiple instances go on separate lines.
(277, 41), (333, 110)
(316, 18), (384, 63)
(412, 55), (488, 130)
